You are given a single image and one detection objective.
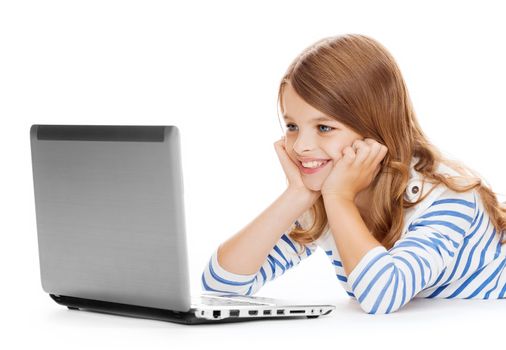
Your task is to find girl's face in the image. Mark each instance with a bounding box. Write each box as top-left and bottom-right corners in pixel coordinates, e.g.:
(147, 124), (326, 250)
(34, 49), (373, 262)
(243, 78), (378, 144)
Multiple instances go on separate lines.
(281, 82), (364, 191)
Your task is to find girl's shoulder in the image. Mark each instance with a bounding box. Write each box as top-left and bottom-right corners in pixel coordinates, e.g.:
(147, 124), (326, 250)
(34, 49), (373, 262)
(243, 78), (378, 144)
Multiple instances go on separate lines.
(404, 156), (470, 203)
(402, 156), (479, 235)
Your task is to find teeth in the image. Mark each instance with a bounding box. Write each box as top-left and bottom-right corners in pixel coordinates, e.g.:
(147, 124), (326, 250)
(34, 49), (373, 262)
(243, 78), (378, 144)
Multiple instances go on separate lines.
(301, 160), (327, 168)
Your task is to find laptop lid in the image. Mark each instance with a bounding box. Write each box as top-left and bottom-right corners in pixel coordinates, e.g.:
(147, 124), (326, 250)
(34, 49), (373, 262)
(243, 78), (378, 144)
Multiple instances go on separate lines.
(30, 125), (191, 312)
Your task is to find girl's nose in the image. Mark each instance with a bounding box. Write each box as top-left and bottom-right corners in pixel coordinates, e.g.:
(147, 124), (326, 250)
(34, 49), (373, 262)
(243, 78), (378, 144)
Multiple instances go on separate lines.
(292, 134), (318, 155)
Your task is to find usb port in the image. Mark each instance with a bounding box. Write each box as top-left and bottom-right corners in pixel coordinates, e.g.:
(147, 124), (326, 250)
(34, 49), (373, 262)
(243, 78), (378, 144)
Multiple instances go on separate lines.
(248, 310), (258, 316)
(276, 309), (284, 315)
(263, 310), (271, 315)
(229, 310), (240, 317)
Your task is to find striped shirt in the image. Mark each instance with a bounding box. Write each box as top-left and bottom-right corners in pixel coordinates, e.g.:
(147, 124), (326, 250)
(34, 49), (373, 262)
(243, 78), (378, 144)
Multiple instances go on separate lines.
(201, 157), (506, 314)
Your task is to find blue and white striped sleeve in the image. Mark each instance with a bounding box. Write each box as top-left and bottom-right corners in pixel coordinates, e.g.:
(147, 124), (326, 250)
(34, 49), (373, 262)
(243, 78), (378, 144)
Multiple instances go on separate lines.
(201, 220), (318, 296)
(346, 188), (477, 314)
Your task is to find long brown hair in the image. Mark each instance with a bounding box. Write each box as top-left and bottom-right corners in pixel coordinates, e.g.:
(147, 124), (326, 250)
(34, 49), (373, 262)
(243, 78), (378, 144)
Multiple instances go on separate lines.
(277, 34), (506, 254)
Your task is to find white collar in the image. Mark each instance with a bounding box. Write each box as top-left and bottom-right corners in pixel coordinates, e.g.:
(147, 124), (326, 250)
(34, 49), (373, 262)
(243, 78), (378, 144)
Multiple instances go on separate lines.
(401, 156), (461, 236)
(404, 156), (428, 203)
(404, 156), (460, 203)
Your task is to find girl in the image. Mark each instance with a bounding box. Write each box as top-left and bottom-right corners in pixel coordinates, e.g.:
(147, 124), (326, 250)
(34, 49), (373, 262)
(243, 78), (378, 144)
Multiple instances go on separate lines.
(201, 33), (506, 314)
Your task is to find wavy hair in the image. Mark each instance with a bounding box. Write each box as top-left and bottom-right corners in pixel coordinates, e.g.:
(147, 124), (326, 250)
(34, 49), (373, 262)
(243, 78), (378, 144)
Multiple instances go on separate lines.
(276, 34), (506, 254)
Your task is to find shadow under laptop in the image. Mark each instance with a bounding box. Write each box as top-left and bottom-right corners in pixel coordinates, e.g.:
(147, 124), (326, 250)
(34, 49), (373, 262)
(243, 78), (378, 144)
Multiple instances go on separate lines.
(51, 294), (316, 326)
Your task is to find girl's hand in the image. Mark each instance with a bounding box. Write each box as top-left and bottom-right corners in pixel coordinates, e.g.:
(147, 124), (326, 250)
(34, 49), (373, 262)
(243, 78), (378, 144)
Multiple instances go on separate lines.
(274, 136), (321, 203)
(321, 138), (388, 202)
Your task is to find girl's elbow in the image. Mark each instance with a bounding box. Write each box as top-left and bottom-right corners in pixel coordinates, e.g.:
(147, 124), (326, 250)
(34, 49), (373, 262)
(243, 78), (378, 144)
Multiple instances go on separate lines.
(365, 305), (402, 315)
(357, 302), (401, 315)
(200, 271), (258, 296)
(355, 295), (405, 315)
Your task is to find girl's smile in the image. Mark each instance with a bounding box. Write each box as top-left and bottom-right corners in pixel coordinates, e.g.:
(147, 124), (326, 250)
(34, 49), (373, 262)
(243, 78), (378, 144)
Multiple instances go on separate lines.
(298, 159), (331, 174)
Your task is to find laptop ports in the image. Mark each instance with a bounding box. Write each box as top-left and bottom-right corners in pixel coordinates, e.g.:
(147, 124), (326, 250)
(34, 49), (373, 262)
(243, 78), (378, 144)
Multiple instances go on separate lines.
(289, 310), (305, 314)
(276, 309), (284, 315)
(229, 310), (240, 317)
(263, 310), (271, 315)
(213, 310), (221, 318)
(248, 310), (258, 316)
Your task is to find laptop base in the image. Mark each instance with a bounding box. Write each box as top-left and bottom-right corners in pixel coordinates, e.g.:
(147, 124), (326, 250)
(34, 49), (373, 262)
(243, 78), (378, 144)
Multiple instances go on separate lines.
(49, 294), (317, 325)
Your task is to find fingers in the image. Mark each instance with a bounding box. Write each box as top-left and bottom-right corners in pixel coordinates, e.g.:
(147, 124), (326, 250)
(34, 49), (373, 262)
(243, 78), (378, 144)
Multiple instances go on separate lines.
(352, 139), (368, 165)
(273, 136), (299, 172)
(274, 137), (288, 161)
(367, 139), (388, 166)
(342, 146), (356, 163)
(351, 138), (388, 169)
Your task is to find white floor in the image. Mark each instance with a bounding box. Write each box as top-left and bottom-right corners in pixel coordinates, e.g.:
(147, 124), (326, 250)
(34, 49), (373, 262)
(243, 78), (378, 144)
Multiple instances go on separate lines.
(7, 249), (506, 350)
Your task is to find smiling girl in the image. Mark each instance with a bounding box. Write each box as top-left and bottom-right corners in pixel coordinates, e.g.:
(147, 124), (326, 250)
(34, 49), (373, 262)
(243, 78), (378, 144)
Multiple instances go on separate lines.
(201, 34), (506, 314)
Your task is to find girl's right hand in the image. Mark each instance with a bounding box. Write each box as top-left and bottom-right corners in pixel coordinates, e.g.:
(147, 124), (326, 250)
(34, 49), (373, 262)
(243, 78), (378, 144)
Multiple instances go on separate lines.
(274, 136), (321, 203)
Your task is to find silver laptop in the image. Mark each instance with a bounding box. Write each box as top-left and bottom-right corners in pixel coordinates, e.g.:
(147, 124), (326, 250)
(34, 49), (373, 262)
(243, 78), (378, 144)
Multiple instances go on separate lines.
(30, 125), (335, 324)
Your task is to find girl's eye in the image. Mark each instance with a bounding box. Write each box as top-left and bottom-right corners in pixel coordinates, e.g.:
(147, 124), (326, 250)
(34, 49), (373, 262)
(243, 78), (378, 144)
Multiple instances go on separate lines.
(319, 125), (333, 133)
(285, 124), (334, 133)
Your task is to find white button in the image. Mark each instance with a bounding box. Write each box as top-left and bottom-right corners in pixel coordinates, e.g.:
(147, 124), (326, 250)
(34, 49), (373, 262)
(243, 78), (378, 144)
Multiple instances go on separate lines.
(405, 180), (423, 202)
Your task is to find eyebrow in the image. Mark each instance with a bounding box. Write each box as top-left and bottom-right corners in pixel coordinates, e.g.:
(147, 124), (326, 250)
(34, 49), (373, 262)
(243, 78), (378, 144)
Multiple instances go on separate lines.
(282, 114), (337, 123)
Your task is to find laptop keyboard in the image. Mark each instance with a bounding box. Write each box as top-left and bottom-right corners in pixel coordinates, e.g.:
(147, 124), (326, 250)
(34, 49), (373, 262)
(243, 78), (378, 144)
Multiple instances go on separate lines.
(199, 296), (260, 306)
(196, 295), (277, 306)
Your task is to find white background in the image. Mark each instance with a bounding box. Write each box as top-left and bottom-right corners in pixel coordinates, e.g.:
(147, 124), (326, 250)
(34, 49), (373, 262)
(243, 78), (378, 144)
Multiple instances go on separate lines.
(2, 0), (506, 349)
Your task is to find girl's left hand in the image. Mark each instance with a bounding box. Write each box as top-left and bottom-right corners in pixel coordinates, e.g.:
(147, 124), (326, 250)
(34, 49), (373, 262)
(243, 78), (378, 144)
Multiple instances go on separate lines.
(321, 138), (388, 202)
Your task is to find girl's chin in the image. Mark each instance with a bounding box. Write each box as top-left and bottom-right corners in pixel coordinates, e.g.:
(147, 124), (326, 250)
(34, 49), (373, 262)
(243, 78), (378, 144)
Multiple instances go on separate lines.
(300, 164), (332, 191)
(301, 180), (323, 192)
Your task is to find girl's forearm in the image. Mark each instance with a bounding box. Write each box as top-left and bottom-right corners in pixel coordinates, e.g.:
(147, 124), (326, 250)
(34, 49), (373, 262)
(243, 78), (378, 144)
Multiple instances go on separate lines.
(322, 195), (383, 276)
(217, 188), (316, 275)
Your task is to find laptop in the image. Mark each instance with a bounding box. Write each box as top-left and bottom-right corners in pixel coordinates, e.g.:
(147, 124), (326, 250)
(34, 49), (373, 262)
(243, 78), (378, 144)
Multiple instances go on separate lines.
(30, 125), (336, 324)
